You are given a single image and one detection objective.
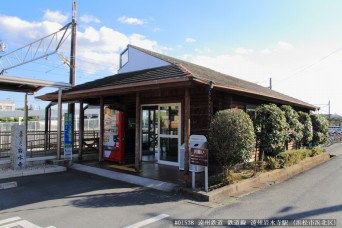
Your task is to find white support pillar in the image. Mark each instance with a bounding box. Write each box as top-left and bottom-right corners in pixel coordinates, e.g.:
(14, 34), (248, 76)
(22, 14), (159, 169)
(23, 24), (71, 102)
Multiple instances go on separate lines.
(24, 93), (29, 128)
(24, 93), (29, 150)
(99, 97), (104, 162)
(57, 88), (62, 160)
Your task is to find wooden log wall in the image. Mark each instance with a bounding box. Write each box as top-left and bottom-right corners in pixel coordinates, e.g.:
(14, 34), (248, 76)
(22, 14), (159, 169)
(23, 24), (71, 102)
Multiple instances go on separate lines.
(100, 86), (309, 164)
(189, 86), (209, 136)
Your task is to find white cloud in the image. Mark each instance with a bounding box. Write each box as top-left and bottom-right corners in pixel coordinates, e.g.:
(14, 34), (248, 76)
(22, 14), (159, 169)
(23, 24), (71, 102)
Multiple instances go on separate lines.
(187, 53), (273, 83)
(259, 41), (294, 55)
(80, 14), (101, 24)
(153, 27), (161, 32)
(184, 41), (342, 114)
(118, 16), (145, 25)
(194, 47), (212, 54)
(0, 15), (64, 44)
(235, 47), (254, 55)
(277, 41), (294, 50)
(43, 10), (68, 23)
(185, 38), (196, 43)
(129, 34), (157, 50)
(80, 26), (100, 43)
(260, 48), (272, 55)
(0, 14), (165, 76)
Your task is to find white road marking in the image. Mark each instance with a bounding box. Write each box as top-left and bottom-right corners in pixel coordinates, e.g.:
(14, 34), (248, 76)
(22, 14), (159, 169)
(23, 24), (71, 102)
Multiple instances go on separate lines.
(123, 214), (169, 228)
(16, 220), (42, 228)
(0, 217), (55, 228)
(0, 217), (21, 225)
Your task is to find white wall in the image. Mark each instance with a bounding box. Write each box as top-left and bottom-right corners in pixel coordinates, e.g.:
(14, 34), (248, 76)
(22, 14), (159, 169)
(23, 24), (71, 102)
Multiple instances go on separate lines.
(118, 46), (170, 74)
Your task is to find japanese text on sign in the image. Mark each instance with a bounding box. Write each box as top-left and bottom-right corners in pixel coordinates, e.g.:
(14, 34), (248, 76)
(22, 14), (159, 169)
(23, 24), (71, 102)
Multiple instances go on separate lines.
(173, 219), (337, 226)
(190, 148), (208, 166)
(64, 113), (73, 159)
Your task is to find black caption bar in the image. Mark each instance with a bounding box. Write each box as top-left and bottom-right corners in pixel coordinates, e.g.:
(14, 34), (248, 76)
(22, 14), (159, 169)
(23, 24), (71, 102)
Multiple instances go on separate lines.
(173, 219), (336, 226)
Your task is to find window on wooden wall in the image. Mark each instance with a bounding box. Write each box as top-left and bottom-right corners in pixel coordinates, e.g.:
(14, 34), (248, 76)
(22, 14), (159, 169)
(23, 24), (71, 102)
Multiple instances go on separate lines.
(246, 104), (258, 122)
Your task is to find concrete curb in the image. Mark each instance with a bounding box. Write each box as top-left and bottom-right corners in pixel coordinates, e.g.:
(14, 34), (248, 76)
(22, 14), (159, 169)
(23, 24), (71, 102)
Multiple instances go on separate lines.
(0, 165), (67, 180)
(71, 163), (178, 192)
(0, 181), (17, 190)
(182, 153), (330, 202)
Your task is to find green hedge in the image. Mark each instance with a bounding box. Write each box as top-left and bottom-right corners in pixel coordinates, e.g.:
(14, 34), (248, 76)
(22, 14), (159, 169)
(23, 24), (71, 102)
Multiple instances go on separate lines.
(266, 147), (324, 169)
(255, 104), (287, 157)
(310, 114), (329, 146)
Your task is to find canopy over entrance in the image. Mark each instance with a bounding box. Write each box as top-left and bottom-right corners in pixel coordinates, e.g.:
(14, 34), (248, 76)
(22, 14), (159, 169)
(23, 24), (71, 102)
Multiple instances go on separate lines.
(0, 76), (71, 94)
(0, 75), (72, 158)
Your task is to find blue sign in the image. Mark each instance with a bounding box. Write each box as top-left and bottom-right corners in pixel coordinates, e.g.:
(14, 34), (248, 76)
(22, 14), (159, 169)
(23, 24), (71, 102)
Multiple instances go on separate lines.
(64, 113), (73, 159)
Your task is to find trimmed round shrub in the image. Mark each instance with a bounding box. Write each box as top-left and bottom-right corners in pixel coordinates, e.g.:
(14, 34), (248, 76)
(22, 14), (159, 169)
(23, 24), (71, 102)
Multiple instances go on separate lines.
(298, 111), (313, 147)
(255, 104), (287, 157)
(208, 109), (256, 172)
(310, 114), (329, 146)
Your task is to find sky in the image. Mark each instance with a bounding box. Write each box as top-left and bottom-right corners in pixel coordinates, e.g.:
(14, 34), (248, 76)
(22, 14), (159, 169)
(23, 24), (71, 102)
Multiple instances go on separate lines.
(1, 0), (342, 115)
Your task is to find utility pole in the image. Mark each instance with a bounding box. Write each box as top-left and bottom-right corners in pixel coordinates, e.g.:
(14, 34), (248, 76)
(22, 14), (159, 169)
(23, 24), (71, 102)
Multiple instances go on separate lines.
(68, 0), (77, 148)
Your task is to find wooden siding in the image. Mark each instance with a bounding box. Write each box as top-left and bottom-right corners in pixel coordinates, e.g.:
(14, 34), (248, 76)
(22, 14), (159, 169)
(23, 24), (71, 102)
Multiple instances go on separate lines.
(82, 84), (307, 164)
(189, 86), (210, 137)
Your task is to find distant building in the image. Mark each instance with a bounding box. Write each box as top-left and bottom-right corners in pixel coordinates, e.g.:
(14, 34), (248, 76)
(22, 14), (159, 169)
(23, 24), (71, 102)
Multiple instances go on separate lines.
(0, 100), (15, 111)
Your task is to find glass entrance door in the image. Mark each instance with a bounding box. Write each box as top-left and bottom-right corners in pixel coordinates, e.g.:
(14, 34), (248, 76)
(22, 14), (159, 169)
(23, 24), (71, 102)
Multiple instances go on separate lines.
(158, 104), (181, 166)
(141, 106), (158, 161)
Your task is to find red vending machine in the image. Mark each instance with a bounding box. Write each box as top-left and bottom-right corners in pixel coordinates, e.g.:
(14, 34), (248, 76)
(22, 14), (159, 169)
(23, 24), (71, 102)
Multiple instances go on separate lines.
(103, 107), (125, 163)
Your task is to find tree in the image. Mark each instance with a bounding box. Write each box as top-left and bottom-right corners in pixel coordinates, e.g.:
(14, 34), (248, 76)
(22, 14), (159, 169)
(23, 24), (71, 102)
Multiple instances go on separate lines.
(255, 104), (287, 157)
(281, 105), (303, 149)
(298, 111), (313, 147)
(310, 114), (329, 146)
(208, 109), (256, 174)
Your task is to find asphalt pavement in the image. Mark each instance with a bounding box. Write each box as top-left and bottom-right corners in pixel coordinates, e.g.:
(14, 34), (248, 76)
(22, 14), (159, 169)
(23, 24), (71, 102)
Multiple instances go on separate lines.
(0, 144), (341, 227)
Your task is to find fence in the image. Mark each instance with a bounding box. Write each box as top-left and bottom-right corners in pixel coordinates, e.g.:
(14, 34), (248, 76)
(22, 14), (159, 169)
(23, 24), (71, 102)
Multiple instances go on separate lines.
(325, 133), (342, 147)
(0, 118), (100, 132)
(0, 119), (99, 160)
(0, 130), (99, 159)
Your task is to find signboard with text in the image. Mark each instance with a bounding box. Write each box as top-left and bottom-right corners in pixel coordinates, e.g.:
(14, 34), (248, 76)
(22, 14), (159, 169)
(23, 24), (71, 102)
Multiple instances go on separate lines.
(64, 113), (73, 160)
(190, 148), (208, 167)
(10, 125), (27, 170)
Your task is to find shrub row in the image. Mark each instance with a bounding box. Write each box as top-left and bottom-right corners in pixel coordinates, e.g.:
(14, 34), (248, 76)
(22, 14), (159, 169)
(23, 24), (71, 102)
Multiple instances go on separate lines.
(266, 147), (324, 169)
(208, 105), (328, 186)
(254, 104), (328, 157)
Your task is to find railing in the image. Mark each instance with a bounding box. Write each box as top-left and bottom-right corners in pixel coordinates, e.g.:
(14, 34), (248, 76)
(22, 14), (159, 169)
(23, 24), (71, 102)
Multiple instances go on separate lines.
(0, 130), (99, 159)
(325, 133), (342, 147)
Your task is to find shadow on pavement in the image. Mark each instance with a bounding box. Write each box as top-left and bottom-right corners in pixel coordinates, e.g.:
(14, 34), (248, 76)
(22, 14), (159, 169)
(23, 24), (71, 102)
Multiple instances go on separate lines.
(275, 205), (342, 219)
(0, 169), (184, 212)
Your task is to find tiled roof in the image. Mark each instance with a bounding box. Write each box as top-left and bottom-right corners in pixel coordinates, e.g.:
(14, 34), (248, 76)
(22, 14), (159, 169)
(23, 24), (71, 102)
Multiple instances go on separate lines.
(39, 45), (316, 110)
(68, 64), (189, 92)
(128, 45), (316, 110)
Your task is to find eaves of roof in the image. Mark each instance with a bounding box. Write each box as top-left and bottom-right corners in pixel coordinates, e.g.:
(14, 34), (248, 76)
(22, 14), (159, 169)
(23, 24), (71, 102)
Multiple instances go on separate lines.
(38, 45), (317, 110)
(37, 64), (193, 101)
(128, 45), (317, 110)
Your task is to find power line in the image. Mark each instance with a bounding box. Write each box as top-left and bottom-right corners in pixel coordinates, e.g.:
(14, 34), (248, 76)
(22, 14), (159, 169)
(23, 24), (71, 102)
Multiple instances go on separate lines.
(281, 45), (342, 82)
